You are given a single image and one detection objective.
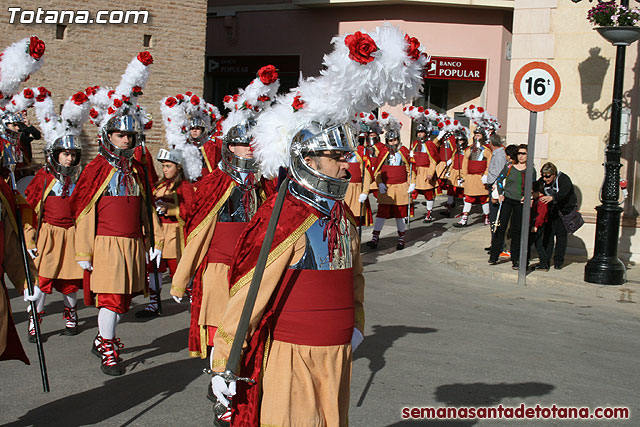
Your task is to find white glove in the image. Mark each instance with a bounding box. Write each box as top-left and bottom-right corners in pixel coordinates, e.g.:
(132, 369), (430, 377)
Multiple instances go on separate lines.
(77, 260), (93, 271)
(172, 295), (182, 304)
(23, 286), (43, 302)
(27, 248), (38, 259)
(148, 248), (162, 268)
(457, 179), (464, 186)
(358, 193), (368, 203)
(378, 182), (387, 194)
(409, 150), (415, 158)
(155, 205), (164, 215)
(211, 374), (237, 409)
(351, 328), (364, 352)
(408, 183), (416, 193)
(481, 175), (488, 185)
(446, 159), (452, 167)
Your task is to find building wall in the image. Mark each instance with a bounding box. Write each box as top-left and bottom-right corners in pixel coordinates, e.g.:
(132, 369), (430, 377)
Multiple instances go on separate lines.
(207, 3), (513, 143)
(507, 0), (640, 261)
(1, 0), (208, 169)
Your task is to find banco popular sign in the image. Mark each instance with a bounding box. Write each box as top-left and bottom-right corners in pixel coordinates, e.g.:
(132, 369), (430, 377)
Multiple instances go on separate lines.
(425, 56), (487, 82)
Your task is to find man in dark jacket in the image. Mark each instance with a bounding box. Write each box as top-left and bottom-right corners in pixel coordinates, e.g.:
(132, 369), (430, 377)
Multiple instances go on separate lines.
(538, 162), (577, 269)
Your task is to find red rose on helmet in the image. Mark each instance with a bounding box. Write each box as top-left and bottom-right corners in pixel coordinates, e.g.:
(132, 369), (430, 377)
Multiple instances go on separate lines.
(368, 114), (374, 120)
(223, 95), (231, 103)
(121, 95), (130, 103)
(85, 86), (97, 96)
(132, 86), (143, 96)
(190, 95), (200, 105)
(417, 107), (424, 113)
(477, 107), (484, 113)
(292, 95), (305, 112)
(454, 120), (459, 125)
(107, 107), (115, 115)
(258, 65), (278, 85)
(408, 106), (414, 111)
(438, 122), (444, 128)
(257, 95), (270, 102)
(144, 120), (153, 130)
(232, 94), (239, 102)
(108, 89), (115, 99)
(89, 108), (99, 119)
(72, 92), (89, 105)
(176, 93), (184, 101)
(469, 105), (475, 110)
(137, 51), (153, 66)
(344, 31), (377, 65)
(404, 34), (421, 61)
(23, 88), (34, 99)
(165, 97), (177, 108)
(113, 98), (123, 108)
(28, 36), (45, 60)
(381, 112), (389, 119)
(359, 113), (365, 118)
(185, 91), (192, 96)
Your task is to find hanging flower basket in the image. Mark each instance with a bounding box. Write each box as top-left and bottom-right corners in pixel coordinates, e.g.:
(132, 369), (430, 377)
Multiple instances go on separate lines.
(595, 26), (640, 46)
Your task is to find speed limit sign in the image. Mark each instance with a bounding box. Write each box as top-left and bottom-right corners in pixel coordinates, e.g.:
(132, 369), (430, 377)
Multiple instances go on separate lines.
(513, 62), (561, 112)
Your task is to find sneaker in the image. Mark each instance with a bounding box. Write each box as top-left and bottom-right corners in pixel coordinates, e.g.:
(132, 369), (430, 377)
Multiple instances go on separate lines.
(453, 214), (468, 228)
(423, 211), (434, 223)
(396, 231), (406, 250)
(27, 310), (44, 343)
(63, 306), (79, 336)
(535, 264), (550, 271)
(100, 338), (125, 376)
(91, 334), (103, 358)
(499, 251), (511, 259)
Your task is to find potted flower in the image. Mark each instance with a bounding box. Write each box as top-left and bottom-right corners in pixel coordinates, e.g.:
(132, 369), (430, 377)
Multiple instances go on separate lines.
(587, 1), (640, 46)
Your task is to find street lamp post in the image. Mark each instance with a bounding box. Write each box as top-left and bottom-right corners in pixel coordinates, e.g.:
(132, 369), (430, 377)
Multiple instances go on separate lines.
(582, 0), (636, 285)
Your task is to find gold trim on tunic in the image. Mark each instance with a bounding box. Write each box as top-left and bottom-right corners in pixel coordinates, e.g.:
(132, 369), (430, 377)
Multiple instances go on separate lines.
(76, 168), (116, 222)
(186, 181), (235, 244)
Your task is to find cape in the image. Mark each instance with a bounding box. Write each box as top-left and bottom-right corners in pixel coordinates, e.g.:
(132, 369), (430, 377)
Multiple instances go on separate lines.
(134, 145), (159, 184)
(24, 168), (56, 213)
(201, 137), (222, 176)
(184, 168), (235, 241)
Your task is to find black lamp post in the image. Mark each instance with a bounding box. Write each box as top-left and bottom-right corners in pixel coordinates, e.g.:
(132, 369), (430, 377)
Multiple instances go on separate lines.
(577, 0), (638, 285)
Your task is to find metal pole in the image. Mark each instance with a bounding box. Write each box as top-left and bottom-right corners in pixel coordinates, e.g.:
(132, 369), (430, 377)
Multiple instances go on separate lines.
(518, 111), (537, 286)
(585, 2), (628, 285)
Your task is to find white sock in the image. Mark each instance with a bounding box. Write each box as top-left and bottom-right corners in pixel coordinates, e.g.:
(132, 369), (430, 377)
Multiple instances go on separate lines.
(98, 308), (118, 340)
(447, 196), (454, 205)
(36, 293), (46, 313)
(63, 293), (77, 308)
(209, 346), (216, 370)
(426, 200), (434, 211)
(463, 202), (472, 214)
(395, 218), (406, 233)
(373, 217), (386, 232)
(482, 203), (490, 215)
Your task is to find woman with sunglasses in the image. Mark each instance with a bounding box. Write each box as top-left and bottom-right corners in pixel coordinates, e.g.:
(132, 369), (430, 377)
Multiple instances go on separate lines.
(488, 144), (537, 269)
(537, 162), (577, 269)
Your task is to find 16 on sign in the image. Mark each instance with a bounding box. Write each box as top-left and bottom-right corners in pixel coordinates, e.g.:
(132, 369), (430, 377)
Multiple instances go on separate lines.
(513, 62), (561, 112)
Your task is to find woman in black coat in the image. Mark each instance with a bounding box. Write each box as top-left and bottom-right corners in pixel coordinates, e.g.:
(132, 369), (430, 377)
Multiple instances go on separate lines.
(538, 162), (577, 269)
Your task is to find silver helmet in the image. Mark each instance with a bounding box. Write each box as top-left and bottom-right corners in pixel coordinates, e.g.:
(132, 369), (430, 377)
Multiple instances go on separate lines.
(416, 122), (430, 141)
(187, 115), (210, 147)
(99, 114), (141, 164)
(45, 135), (82, 181)
(0, 112), (24, 145)
(385, 129), (401, 144)
(157, 148), (183, 166)
(221, 120), (258, 185)
(289, 122), (356, 201)
(367, 133), (380, 147)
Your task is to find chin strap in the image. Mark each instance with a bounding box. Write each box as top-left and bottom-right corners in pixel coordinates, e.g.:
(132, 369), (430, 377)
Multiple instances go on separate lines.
(240, 173), (256, 218)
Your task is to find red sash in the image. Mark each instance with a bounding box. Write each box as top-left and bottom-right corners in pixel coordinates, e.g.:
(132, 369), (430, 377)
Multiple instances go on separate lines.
(380, 165), (407, 185)
(272, 268), (354, 346)
(348, 162), (362, 183)
(206, 222), (247, 265)
(96, 196), (142, 238)
(468, 160), (487, 175)
(43, 196), (74, 229)
(413, 151), (431, 168)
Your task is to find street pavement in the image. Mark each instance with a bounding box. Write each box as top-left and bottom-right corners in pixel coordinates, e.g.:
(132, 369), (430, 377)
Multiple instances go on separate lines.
(1, 199), (638, 426)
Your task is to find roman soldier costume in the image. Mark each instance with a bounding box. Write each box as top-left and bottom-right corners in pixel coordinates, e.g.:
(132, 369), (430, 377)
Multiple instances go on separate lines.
(72, 51), (164, 376)
(23, 88), (91, 339)
(210, 24), (427, 427)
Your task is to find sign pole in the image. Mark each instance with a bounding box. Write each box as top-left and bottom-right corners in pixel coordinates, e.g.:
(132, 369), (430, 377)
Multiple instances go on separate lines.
(518, 111), (537, 286)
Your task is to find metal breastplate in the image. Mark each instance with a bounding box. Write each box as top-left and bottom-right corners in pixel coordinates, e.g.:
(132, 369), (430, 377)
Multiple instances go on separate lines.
(218, 186), (258, 223)
(49, 179), (76, 197)
(385, 151), (404, 166)
(103, 169), (140, 196)
(469, 146), (486, 161)
(290, 215), (352, 271)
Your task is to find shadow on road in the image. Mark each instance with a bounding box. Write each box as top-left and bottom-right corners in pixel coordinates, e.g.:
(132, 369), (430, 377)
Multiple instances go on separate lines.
(355, 324), (438, 407)
(4, 356), (204, 427)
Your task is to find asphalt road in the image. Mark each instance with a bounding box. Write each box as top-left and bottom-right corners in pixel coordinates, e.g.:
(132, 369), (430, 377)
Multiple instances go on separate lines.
(1, 212), (638, 426)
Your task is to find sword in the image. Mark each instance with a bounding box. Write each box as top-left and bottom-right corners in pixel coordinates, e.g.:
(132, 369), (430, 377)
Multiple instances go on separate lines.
(139, 138), (162, 315)
(34, 177), (47, 243)
(359, 155), (366, 240)
(406, 157), (413, 230)
(212, 177), (290, 419)
(4, 156), (49, 392)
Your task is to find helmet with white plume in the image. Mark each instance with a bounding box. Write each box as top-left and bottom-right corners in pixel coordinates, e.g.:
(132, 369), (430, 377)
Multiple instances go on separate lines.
(251, 24), (428, 202)
(379, 111), (402, 145)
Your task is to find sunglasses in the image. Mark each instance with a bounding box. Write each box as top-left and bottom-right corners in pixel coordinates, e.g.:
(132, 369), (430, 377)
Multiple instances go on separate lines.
(517, 152), (527, 155)
(542, 174), (553, 178)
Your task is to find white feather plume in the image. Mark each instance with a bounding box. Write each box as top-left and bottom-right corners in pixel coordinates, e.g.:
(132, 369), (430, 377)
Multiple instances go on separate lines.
(0, 37), (45, 107)
(253, 23), (428, 178)
(34, 89), (91, 148)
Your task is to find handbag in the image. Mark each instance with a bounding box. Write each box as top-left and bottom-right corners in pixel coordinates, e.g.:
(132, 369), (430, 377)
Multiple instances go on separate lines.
(559, 208), (584, 234)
